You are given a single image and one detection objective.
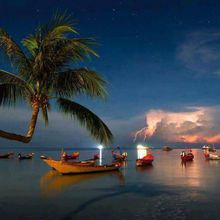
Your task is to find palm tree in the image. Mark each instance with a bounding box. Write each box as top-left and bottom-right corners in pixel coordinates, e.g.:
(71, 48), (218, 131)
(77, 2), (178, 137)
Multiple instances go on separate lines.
(0, 13), (113, 145)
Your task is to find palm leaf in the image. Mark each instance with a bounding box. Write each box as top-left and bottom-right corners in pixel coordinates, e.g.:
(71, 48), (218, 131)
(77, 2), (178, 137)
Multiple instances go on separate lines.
(22, 34), (39, 57)
(0, 69), (34, 93)
(0, 29), (31, 78)
(57, 98), (113, 145)
(0, 83), (26, 106)
(54, 68), (107, 98)
(41, 12), (78, 46)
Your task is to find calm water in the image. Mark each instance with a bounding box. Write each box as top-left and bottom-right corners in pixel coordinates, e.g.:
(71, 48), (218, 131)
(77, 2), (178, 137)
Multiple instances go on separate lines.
(0, 148), (220, 220)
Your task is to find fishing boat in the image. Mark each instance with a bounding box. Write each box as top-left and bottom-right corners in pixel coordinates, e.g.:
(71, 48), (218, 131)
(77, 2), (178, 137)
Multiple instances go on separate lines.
(44, 153), (99, 170)
(112, 151), (127, 161)
(136, 147), (154, 166)
(180, 150), (194, 161)
(162, 146), (173, 151)
(0, 152), (14, 159)
(202, 145), (216, 152)
(204, 151), (220, 160)
(18, 153), (34, 160)
(62, 152), (80, 160)
(42, 159), (121, 175)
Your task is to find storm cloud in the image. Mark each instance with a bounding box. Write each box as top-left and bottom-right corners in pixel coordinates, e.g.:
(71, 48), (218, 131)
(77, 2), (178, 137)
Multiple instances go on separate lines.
(134, 107), (220, 145)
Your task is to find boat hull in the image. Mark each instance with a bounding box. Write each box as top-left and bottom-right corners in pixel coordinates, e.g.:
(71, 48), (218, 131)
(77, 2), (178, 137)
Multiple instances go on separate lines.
(43, 159), (121, 174)
(0, 153), (13, 159)
(162, 146), (172, 151)
(204, 153), (220, 160)
(136, 159), (153, 166)
(181, 153), (194, 161)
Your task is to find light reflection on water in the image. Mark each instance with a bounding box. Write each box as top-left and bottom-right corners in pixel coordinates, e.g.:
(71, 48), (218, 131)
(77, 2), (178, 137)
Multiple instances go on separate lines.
(40, 170), (125, 197)
(0, 148), (220, 219)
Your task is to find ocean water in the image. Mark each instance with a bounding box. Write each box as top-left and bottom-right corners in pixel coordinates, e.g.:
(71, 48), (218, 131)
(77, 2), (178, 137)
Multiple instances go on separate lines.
(0, 148), (220, 220)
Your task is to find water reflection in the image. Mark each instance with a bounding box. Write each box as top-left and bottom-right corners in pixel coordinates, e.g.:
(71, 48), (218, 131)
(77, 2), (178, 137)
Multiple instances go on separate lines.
(40, 170), (125, 197)
(116, 160), (128, 167)
(136, 165), (154, 173)
(180, 161), (194, 168)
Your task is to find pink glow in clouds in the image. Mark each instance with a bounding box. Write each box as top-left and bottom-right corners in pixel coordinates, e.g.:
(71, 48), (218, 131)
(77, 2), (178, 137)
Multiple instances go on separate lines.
(134, 107), (220, 144)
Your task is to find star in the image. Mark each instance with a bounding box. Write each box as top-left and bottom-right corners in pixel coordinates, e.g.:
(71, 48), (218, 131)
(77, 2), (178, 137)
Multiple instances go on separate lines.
(112, 8), (116, 12)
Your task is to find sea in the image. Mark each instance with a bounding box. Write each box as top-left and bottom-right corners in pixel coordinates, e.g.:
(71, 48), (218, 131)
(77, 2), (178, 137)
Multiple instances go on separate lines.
(0, 148), (219, 220)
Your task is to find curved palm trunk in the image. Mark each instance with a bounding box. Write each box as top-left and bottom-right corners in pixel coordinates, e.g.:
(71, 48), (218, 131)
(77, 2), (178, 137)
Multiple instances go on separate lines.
(0, 103), (40, 143)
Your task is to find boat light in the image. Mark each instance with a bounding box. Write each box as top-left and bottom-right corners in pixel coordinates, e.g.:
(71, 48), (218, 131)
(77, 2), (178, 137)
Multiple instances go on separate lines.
(137, 144), (147, 149)
(97, 145), (103, 150)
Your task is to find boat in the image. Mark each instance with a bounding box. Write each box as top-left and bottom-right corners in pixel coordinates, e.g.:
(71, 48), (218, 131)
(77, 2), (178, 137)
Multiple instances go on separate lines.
(136, 148), (154, 166)
(180, 150), (194, 161)
(204, 152), (220, 160)
(112, 151), (127, 161)
(62, 152), (80, 160)
(44, 153), (100, 170)
(40, 155), (47, 159)
(162, 146), (173, 151)
(42, 159), (121, 175)
(202, 145), (216, 152)
(18, 153), (34, 160)
(0, 152), (14, 159)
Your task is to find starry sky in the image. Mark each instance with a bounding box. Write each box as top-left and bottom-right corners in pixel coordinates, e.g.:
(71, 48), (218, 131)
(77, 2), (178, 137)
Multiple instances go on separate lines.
(1, 0), (220, 148)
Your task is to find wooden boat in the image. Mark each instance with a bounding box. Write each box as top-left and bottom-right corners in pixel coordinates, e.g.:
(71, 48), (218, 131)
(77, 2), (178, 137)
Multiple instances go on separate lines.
(204, 152), (220, 160)
(42, 159), (121, 175)
(18, 153), (34, 160)
(162, 146), (172, 151)
(112, 151), (127, 161)
(136, 154), (154, 166)
(202, 145), (216, 152)
(180, 150), (194, 161)
(0, 152), (14, 159)
(62, 152), (80, 160)
(136, 147), (154, 166)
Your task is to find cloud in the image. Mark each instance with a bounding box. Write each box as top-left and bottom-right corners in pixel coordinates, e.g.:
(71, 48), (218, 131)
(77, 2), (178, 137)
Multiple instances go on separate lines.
(177, 31), (220, 75)
(3, 105), (220, 148)
(134, 106), (220, 145)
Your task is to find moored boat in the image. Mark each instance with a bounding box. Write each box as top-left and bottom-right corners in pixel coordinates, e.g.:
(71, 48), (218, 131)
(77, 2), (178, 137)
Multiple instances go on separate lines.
(202, 145), (216, 152)
(42, 159), (121, 174)
(62, 152), (80, 160)
(0, 152), (14, 159)
(136, 146), (154, 166)
(204, 152), (220, 160)
(162, 146), (173, 151)
(180, 150), (194, 161)
(112, 151), (127, 161)
(18, 153), (34, 160)
(136, 154), (154, 166)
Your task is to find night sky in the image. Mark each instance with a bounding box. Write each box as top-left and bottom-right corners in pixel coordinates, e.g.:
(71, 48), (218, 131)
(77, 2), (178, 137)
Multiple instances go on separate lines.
(1, 0), (220, 148)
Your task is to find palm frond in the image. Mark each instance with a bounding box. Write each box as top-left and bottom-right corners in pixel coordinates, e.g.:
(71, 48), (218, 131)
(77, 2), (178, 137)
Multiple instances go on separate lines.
(57, 98), (113, 145)
(22, 34), (39, 57)
(54, 68), (107, 98)
(0, 69), (34, 93)
(31, 37), (98, 91)
(0, 29), (31, 78)
(0, 83), (26, 106)
(41, 12), (77, 46)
